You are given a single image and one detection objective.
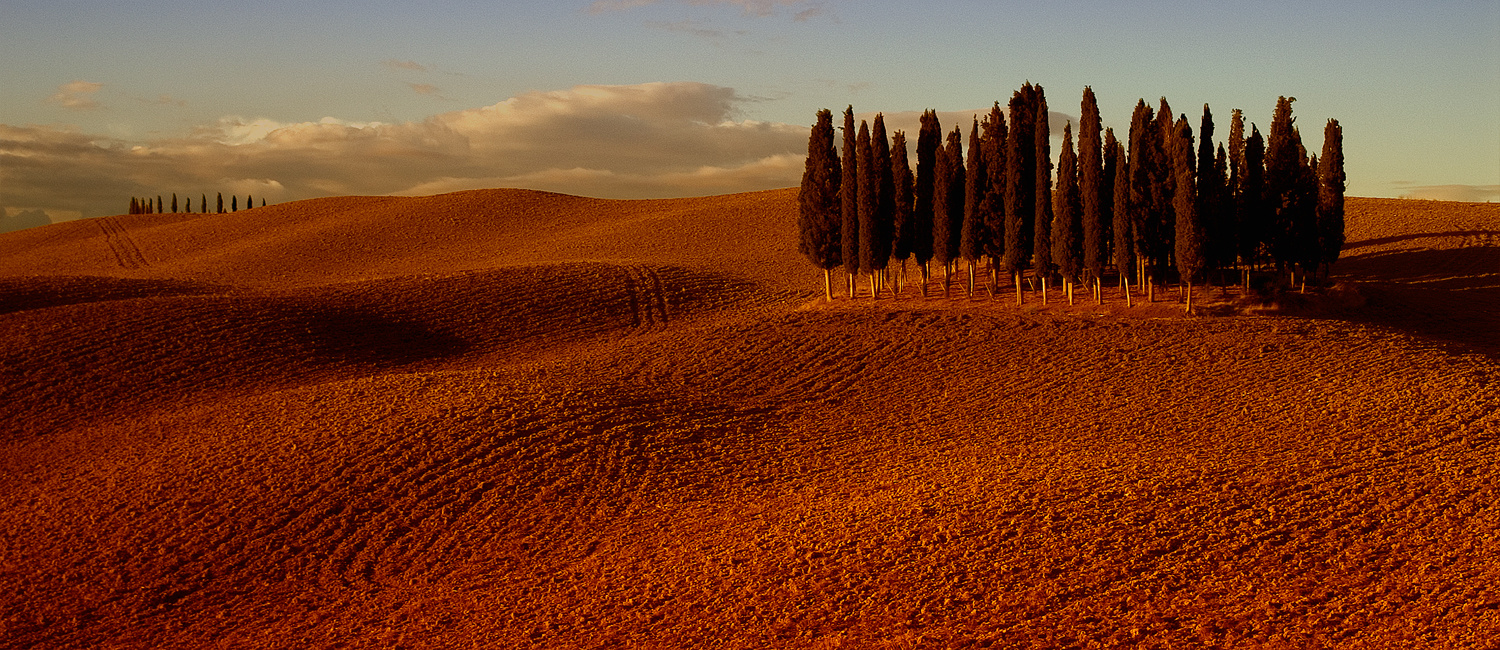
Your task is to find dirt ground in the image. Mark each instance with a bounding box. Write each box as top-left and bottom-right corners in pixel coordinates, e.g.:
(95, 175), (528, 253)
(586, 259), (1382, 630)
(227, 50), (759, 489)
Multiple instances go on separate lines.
(1, 191), (1497, 648)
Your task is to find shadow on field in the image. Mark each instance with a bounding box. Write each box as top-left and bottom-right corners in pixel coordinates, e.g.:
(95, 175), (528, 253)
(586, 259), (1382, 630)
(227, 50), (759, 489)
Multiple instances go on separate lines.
(1331, 246), (1500, 359)
(1341, 230), (1499, 252)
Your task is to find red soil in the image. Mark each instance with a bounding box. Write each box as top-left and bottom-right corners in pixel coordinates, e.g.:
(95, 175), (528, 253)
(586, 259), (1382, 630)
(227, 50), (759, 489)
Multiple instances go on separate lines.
(1, 191), (1497, 647)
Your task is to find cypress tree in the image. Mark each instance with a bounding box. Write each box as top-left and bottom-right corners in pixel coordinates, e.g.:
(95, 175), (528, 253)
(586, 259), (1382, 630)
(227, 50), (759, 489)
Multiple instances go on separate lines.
(797, 108), (842, 301)
(262, 198), (266, 207)
(246, 194), (253, 210)
(201, 194), (208, 214)
(1127, 100), (1156, 298)
(890, 130), (915, 294)
(872, 114), (895, 292)
(1111, 135), (1133, 302)
(981, 103), (1008, 285)
(1317, 119), (1346, 278)
(1033, 84), (1053, 303)
(913, 110), (941, 294)
(1265, 96), (1299, 275)
(1242, 126), (1266, 273)
(960, 117), (987, 297)
(232, 195), (238, 212)
(217, 192), (224, 213)
(856, 120), (878, 294)
(840, 106), (859, 296)
(1173, 116), (1205, 311)
(931, 126), (960, 296)
(1196, 104), (1229, 280)
(129, 197), (138, 215)
(1213, 143), (1231, 278)
(171, 193), (178, 213)
(1079, 87), (1105, 301)
(1228, 109), (1246, 273)
(155, 196), (162, 214)
(945, 127), (966, 280)
(1052, 121), (1082, 305)
(1003, 86), (1036, 304)
(1292, 147), (1321, 285)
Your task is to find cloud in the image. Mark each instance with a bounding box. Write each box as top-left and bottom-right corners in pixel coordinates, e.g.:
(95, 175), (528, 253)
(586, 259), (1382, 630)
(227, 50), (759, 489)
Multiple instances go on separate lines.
(0, 208), (54, 234)
(589, 0), (825, 19)
(1393, 183), (1500, 203)
(688, 0), (814, 18)
(588, 0), (658, 14)
(382, 59), (428, 72)
(647, 19), (744, 39)
(0, 82), (809, 220)
(46, 81), (105, 111)
(407, 83), (443, 96)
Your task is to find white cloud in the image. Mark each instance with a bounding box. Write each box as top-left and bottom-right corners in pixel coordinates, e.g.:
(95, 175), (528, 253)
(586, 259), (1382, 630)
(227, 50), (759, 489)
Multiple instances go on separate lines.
(0, 82), (809, 220)
(46, 80), (104, 111)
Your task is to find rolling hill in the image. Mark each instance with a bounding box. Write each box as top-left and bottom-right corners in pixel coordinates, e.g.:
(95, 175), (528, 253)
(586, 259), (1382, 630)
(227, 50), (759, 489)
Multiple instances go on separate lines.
(1, 189), (1497, 647)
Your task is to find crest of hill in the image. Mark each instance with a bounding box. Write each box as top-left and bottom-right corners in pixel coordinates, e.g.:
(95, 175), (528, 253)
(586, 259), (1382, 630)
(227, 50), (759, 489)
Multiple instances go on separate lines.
(0, 187), (802, 291)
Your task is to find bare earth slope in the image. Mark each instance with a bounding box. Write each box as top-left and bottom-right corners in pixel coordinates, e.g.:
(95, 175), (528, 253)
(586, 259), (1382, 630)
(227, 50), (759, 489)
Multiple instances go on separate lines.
(1, 192), (1497, 648)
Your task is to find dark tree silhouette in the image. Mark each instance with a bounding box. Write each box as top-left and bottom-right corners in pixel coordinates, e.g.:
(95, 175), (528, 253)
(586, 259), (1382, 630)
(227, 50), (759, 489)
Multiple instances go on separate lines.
(156, 196), (163, 214)
(932, 126), (965, 296)
(171, 193), (178, 213)
(798, 108), (842, 301)
(1052, 121), (1082, 304)
(246, 195), (253, 210)
(1266, 96), (1300, 275)
(1213, 143), (1231, 278)
(1002, 86), (1036, 304)
(201, 194), (208, 214)
(1172, 115), (1205, 312)
(913, 110), (941, 295)
(981, 103), (1008, 288)
(1317, 118), (1346, 278)
(232, 195), (238, 212)
(1196, 105), (1228, 280)
(960, 117), (987, 297)
(840, 106), (860, 297)
(872, 114), (896, 293)
(1033, 85), (1053, 303)
(1079, 87), (1104, 301)
(856, 120), (878, 294)
(217, 193), (224, 213)
(1127, 100), (1157, 299)
(1111, 134), (1133, 302)
(891, 130), (915, 293)
(1240, 125), (1267, 275)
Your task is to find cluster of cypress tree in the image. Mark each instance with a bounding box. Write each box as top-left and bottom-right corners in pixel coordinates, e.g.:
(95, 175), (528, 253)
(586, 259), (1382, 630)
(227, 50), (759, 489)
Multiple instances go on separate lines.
(798, 87), (1346, 310)
(127, 192), (266, 215)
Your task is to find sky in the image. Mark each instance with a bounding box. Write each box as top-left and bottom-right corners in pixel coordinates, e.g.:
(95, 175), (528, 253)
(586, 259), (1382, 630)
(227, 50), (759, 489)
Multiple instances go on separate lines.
(2, 0), (1498, 230)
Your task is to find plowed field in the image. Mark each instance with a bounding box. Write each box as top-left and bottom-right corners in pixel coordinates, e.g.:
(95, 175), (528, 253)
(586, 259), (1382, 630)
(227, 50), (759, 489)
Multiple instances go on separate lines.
(1, 191), (1497, 647)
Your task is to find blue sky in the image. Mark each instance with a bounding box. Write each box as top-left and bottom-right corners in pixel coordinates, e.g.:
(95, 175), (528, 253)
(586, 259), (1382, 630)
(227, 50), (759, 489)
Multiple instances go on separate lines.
(3, 0), (1498, 226)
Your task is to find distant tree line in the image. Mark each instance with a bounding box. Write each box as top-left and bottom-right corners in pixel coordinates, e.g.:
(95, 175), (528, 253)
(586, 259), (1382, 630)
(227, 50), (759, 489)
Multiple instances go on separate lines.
(128, 192), (267, 215)
(798, 86), (1345, 310)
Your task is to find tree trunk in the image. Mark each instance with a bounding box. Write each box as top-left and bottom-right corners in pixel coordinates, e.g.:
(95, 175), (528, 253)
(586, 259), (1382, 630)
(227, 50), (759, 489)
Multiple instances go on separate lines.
(1014, 271), (1023, 305)
(1185, 280), (1193, 313)
(1125, 274), (1133, 307)
(920, 262), (930, 297)
(966, 261), (976, 298)
(823, 268), (833, 302)
(1041, 275), (1049, 306)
